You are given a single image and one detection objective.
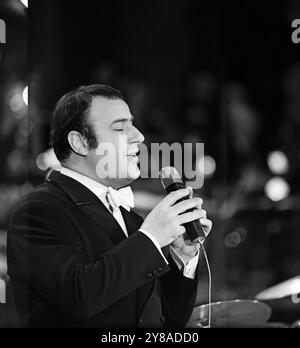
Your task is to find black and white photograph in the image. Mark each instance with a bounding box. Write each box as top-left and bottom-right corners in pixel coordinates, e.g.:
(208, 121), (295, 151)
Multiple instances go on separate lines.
(0, 0), (300, 332)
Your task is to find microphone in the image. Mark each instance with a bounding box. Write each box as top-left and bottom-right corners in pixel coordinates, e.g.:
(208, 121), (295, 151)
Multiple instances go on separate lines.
(159, 166), (206, 243)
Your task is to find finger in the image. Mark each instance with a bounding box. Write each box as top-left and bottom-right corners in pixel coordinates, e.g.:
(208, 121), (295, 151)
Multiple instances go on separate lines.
(197, 209), (206, 219)
(177, 225), (186, 236)
(171, 235), (185, 248)
(186, 186), (193, 199)
(171, 239), (199, 254)
(173, 236), (194, 246)
(173, 197), (203, 214)
(164, 188), (190, 206)
(199, 218), (213, 236)
(177, 210), (203, 225)
(184, 239), (200, 248)
(199, 217), (211, 227)
(195, 197), (204, 210)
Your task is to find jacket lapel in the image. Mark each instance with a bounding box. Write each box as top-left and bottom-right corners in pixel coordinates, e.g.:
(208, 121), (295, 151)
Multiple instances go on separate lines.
(77, 204), (127, 244)
(118, 208), (159, 320)
(119, 207), (143, 236)
(47, 170), (127, 245)
(47, 171), (157, 321)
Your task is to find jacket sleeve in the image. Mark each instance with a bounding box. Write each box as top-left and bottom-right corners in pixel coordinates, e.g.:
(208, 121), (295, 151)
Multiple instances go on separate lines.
(160, 254), (198, 328)
(7, 198), (169, 321)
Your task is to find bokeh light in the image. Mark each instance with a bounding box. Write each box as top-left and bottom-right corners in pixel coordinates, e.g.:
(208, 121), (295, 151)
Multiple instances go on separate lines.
(35, 148), (61, 171)
(225, 231), (241, 248)
(22, 86), (28, 106)
(197, 155), (216, 177)
(9, 94), (24, 112)
(267, 151), (289, 175)
(265, 177), (290, 202)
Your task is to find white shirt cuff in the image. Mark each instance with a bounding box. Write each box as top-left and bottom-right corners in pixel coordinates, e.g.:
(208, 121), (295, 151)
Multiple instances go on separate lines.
(139, 229), (169, 265)
(170, 245), (199, 279)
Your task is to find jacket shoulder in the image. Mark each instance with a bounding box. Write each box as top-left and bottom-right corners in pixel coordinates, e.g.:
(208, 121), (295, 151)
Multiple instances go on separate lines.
(20, 181), (68, 204)
(10, 181), (71, 221)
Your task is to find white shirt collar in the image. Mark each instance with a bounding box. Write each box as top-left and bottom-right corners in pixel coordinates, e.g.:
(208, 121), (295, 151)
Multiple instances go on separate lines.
(60, 166), (134, 211)
(60, 166), (109, 203)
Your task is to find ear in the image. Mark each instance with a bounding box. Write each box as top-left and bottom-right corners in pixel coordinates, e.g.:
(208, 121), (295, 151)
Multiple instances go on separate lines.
(67, 131), (89, 157)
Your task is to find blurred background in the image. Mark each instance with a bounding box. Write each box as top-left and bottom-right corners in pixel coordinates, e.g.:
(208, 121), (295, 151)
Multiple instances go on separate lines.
(0, 0), (300, 327)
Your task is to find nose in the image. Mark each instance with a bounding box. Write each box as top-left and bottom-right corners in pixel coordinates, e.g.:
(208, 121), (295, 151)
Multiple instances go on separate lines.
(130, 125), (145, 144)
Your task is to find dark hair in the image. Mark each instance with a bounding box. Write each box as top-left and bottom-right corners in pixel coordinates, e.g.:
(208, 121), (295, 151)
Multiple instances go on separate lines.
(50, 84), (124, 162)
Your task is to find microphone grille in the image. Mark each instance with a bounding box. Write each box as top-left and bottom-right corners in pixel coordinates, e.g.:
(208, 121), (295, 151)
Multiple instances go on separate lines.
(159, 167), (183, 189)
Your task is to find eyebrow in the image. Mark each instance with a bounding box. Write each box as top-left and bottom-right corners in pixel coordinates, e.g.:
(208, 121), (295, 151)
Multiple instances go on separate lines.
(109, 115), (134, 126)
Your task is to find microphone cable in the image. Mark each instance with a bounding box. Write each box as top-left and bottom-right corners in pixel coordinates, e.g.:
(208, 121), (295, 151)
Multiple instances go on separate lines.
(199, 241), (212, 328)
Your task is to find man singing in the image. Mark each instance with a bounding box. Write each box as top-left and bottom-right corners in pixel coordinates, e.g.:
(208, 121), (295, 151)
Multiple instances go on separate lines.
(7, 84), (212, 328)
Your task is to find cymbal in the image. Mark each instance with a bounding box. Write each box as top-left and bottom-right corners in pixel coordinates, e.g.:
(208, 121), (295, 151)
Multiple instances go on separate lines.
(256, 276), (300, 300)
(187, 300), (272, 328)
(290, 320), (300, 328)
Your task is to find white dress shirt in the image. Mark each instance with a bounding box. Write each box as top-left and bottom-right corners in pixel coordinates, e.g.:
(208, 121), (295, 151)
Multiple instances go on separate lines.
(60, 167), (199, 279)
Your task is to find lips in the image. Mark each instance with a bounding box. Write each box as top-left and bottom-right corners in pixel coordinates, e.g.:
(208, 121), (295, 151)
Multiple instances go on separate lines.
(127, 154), (138, 161)
(127, 150), (140, 157)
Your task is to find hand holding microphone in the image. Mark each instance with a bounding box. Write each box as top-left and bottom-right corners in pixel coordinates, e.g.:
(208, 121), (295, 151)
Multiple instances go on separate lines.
(159, 166), (210, 243)
(140, 167), (212, 249)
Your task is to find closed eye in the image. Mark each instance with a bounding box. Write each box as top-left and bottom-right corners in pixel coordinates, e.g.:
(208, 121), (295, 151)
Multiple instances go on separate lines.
(110, 116), (134, 131)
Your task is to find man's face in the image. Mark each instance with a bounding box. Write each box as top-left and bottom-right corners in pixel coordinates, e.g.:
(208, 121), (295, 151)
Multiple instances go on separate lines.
(86, 96), (145, 187)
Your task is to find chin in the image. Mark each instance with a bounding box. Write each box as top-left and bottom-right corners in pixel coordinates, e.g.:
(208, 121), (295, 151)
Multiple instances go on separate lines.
(116, 171), (139, 188)
(128, 168), (140, 181)
(127, 162), (141, 181)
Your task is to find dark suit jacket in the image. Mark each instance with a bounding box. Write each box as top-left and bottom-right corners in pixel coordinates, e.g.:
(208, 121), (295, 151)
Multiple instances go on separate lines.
(7, 171), (198, 328)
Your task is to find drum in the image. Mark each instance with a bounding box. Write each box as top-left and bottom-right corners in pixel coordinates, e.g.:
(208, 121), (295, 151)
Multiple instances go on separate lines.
(187, 299), (272, 328)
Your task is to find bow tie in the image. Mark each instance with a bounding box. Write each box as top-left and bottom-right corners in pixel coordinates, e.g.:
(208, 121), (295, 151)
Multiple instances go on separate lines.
(106, 186), (134, 212)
